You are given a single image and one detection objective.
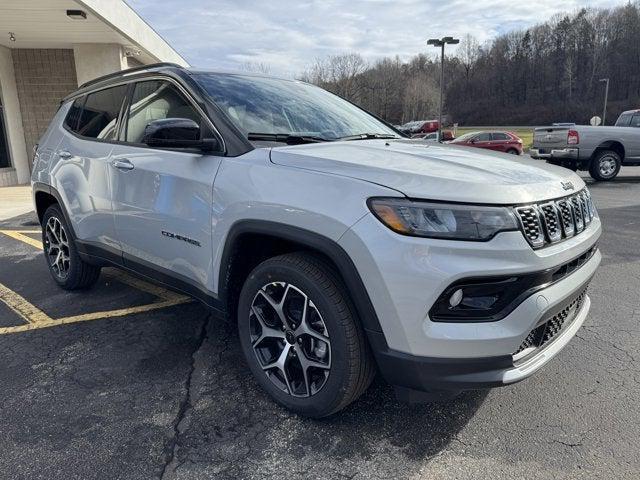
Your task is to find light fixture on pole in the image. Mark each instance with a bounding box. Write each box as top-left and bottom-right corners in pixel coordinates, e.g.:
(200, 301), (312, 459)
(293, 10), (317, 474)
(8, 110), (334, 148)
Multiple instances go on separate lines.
(599, 78), (609, 126)
(427, 36), (459, 142)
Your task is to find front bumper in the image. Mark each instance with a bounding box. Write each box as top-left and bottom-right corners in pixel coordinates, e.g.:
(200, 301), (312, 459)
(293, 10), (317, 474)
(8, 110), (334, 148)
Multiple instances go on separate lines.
(530, 147), (579, 160)
(340, 211), (601, 393)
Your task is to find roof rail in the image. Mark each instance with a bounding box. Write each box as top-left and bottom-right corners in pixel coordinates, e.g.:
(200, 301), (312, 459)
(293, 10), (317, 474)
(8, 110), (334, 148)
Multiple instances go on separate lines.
(78, 62), (184, 90)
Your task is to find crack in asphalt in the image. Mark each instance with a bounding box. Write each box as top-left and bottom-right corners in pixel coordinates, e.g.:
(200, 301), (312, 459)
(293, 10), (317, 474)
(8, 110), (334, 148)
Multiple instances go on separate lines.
(159, 314), (211, 480)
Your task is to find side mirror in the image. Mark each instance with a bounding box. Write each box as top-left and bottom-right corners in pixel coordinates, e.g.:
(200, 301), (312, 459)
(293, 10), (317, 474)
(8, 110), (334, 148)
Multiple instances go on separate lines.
(142, 118), (218, 152)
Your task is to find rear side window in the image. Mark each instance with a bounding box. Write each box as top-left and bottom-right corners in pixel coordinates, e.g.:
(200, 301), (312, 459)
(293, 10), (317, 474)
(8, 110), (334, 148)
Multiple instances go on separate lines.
(75, 85), (128, 140)
(491, 132), (510, 140)
(615, 113), (632, 126)
(64, 97), (85, 132)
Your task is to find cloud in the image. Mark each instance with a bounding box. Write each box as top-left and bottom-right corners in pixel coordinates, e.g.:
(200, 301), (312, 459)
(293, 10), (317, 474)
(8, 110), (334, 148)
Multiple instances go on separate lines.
(127, 0), (625, 76)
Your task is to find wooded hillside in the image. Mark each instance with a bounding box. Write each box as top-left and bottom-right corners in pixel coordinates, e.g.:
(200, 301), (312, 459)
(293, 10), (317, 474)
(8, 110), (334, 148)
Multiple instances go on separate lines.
(300, 3), (640, 126)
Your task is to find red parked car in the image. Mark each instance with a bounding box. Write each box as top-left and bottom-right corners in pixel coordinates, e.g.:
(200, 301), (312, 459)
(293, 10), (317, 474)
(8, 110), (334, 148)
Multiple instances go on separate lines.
(450, 131), (523, 155)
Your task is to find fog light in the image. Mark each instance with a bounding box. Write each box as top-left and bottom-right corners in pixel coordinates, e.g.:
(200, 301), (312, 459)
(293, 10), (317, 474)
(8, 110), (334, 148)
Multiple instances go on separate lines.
(449, 289), (463, 307)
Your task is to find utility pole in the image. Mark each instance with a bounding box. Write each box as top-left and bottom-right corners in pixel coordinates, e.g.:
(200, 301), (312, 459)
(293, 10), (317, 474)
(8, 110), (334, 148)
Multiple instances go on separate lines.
(428, 36), (459, 142)
(599, 78), (609, 125)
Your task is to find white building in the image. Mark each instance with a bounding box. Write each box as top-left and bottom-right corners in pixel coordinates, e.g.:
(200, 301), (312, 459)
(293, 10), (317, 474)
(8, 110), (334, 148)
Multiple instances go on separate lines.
(0, 0), (188, 187)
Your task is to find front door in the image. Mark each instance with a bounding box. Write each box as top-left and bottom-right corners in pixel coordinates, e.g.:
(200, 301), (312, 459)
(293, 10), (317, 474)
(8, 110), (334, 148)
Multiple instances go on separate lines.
(109, 79), (223, 292)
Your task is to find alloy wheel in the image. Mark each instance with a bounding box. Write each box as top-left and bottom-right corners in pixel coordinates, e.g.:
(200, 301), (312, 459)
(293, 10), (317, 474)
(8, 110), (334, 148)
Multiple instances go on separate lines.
(249, 281), (331, 397)
(45, 217), (70, 279)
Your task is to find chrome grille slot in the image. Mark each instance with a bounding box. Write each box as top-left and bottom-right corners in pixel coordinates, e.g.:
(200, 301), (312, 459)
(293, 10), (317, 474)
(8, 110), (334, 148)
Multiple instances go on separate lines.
(539, 202), (561, 243)
(571, 195), (585, 232)
(514, 206), (545, 248)
(555, 199), (575, 238)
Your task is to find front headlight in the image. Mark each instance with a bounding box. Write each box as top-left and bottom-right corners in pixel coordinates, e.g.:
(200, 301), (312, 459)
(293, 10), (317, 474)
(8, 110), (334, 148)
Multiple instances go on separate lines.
(368, 198), (519, 241)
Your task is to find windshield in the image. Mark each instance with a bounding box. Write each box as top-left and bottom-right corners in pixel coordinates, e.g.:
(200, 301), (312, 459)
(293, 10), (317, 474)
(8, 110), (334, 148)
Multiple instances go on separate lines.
(193, 73), (399, 142)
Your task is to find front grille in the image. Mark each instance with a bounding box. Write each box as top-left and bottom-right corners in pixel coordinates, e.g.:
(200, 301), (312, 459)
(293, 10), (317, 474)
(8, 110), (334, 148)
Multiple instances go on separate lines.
(513, 286), (588, 361)
(514, 188), (595, 249)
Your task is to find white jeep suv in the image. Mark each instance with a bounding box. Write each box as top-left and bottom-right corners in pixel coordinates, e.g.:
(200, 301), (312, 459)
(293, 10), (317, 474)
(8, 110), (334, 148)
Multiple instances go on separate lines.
(32, 63), (601, 417)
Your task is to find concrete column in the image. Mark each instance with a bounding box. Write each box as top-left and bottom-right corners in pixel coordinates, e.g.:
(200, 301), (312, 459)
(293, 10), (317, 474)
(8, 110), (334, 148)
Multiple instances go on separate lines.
(0, 46), (29, 185)
(73, 44), (127, 86)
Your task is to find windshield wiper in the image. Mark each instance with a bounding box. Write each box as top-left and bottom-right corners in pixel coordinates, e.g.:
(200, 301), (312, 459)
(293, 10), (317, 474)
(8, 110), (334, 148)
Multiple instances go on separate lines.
(337, 133), (399, 141)
(247, 133), (331, 145)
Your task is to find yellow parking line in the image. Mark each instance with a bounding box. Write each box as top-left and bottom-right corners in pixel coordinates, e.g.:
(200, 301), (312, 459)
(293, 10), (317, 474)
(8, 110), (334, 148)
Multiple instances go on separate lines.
(0, 297), (190, 335)
(0, 230), (43, 250)
(0, 282), (54, 324)
(0, 228), (195, 335)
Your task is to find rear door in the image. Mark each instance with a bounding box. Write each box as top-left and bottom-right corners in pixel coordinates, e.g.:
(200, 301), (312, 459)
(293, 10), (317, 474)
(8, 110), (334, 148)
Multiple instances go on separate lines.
(109, 78), (224, 291)
(54, 85), (127, 248)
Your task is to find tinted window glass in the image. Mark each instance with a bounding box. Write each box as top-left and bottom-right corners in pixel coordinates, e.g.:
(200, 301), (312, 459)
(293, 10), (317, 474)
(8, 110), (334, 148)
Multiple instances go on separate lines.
(476, 133), (492, 141)
(64, 97), (85, 132)
(491, 132), (510, 141)
(77, 85), (127, 140)
(125, 80), (201, 144)
(615, 113), (632, 126)
(631, 115), (640, 127)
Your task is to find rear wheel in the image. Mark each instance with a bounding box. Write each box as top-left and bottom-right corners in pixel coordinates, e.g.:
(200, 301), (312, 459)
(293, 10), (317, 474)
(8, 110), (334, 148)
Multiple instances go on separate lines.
(590, 150), (621, 181)
(506, 148), (519, 155)
(42, 205), (101, 290)
(237, 252), (375, 417)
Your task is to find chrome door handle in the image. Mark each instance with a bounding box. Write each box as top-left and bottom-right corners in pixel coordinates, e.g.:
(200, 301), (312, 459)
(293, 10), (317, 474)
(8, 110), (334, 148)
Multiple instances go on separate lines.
(112, 159), (134, 171)
(58, 150), (72, 159)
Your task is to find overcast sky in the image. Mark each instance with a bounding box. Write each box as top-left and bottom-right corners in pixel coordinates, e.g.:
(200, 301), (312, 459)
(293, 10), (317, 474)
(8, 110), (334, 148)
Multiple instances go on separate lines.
(128, 0), (625, 77)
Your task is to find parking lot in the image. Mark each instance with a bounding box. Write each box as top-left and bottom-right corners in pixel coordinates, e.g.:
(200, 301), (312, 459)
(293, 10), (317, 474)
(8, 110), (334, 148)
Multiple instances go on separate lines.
(0, 169), (639, 480)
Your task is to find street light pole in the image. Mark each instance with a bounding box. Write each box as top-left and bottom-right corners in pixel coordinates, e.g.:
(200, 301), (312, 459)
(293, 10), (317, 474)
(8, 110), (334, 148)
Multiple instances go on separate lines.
(428, 36), (459, 142)
(599, 78), (609, 125)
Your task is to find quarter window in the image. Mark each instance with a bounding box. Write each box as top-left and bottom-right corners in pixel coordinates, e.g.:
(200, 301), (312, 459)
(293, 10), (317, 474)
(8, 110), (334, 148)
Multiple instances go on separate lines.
(75, 85), (127, 140)
(64, 97), (85, 132)
(124, 80), (202, 145)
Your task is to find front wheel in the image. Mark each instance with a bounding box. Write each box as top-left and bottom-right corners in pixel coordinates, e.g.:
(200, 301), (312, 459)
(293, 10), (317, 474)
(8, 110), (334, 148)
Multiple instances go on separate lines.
(589, 150), (621, 181)
(237, 253), (375, 417)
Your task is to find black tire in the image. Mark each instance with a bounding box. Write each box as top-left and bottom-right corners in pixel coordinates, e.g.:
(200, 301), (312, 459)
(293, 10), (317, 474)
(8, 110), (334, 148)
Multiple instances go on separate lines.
(42, 204), (101, 290)
(506, 148), (519, 155)
(237, 252), (375, 417)
(589, 150), (621, 181)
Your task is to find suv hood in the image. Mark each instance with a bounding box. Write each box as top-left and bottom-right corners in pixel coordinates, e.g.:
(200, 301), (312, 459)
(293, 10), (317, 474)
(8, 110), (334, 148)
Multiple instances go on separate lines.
(269, 139), (584, 204)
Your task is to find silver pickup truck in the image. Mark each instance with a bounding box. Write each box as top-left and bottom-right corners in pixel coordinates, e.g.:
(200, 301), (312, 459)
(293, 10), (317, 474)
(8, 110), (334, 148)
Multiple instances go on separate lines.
(531, 109), (640, 180)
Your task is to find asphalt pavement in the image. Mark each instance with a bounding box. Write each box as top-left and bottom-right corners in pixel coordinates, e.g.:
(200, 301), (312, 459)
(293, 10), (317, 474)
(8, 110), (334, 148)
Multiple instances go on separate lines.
(0, 169), (639, 479)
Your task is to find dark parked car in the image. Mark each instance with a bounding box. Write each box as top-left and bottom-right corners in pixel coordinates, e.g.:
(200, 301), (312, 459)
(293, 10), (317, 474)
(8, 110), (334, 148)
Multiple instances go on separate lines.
(450, 131), (523, 155)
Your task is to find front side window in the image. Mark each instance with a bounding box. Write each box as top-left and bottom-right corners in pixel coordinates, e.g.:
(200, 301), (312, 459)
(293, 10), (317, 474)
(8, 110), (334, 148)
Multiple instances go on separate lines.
(124, 80), (202, 144)
(475, 133), (492, 142)
(631, 114), (640, 127)
(193, 73), (398, 142)
(76, 85), (127, 140)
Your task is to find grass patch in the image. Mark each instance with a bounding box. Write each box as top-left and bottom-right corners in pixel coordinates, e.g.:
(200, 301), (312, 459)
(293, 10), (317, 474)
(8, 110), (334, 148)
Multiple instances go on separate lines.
(453, 127), (534, 151)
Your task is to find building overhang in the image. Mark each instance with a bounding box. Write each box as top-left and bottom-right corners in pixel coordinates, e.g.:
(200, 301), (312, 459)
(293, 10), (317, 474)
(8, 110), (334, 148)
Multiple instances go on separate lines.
(0, 0), (188, 66)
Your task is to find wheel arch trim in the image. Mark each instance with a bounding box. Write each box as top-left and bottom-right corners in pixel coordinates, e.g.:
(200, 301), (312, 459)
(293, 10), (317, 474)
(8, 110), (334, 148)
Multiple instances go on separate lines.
(218, 220), (384, 333)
